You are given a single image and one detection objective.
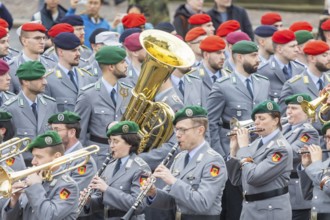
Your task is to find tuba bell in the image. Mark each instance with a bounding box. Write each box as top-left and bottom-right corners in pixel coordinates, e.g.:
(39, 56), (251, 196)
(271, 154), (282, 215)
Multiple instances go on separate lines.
(121, 30), (195, 153)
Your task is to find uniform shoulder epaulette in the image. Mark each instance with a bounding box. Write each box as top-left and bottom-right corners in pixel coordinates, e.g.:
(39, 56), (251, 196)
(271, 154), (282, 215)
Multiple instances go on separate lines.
(41, 54), (55, 62)
(61, 174), (74, 183)
(4, 91), (15, 96)
(292, 60), (305, 68)
(174, 151), (184, 160)
(207, 149), (219, 157)
(134, 157), (147, 167)
(216, 76), (230, 83)
(43, 47), (54, 56)
(288, 74), (302, 83)
(224, 67), (232, 74)
(257, 61), (268, 70)
(79, 68), (93, 76)
(120, 81), (133, 88)
(276, 139), (286, 147)
(42, 94), (56, 102)
(7, 58), (14, 66)
(81, 83), (94, 91)
(254, 73), (269, 80)
(186, 73), (200, 80)
(44, 69), (55, 78)
(303, 123), (314, 130)
(3, 96), (17, 106)
(81, 45), (90, 50)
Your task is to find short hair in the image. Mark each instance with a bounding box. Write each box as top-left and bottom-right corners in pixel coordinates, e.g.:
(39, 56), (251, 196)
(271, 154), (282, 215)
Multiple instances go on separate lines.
(121, 133), (141, 154)
(47, 143), (65, 155)
(0, 120), (15, 141)
(64, 122), (81, 139)
(191, 117), (208, 136)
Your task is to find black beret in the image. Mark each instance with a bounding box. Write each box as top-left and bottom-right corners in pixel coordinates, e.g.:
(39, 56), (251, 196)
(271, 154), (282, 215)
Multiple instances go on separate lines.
(60, 15), (84, 26)
(155, 22), (175, 33)
(254, 25), (277, 38)
(54, 32), (81, 50)
(119, 28), (142, 43)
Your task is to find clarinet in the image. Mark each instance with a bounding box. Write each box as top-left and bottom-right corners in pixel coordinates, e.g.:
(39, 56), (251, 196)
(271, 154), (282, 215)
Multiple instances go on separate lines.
(77, 153), (115, 214)
(121, 143), (179, 220)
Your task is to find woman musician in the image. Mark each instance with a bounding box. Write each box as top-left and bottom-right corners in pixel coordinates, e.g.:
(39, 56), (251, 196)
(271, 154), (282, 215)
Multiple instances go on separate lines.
(226, 100), (293, 220)
(80, 121), (150, 219)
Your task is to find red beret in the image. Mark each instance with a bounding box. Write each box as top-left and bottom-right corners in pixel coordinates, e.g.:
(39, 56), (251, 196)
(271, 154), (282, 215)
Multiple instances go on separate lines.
(22, 23), (46, 33)
(226, 31), (251, 45)
(0, 27), (7, 39)
(289, 21), (313, 32)
(216, 20), (240, 37)
(303, 40), (330, 55)
(122, 13), (146, 28)
(272, 29), (296, 44)
(0, 59), (9, 75)
(48, 23), (74, 38)
(321, 19), (330, 31)
(261, 12), (282, 25)
(200, 35), (226, 52)
(188, 14), (211, 25)
(0, 18), (8, 29)
(124, 33), (142, 51)
(185, 27), (207, 42)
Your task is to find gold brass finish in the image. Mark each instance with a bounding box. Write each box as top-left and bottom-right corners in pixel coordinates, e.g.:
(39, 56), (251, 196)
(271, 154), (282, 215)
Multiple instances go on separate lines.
(301, 92), (330, 124)
(0, 137), (31, 163)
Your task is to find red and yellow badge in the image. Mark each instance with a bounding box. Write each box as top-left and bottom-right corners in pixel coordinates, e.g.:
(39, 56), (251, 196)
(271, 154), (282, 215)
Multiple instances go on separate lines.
(300, 133), (310, 143)
(139, 175), (148, 187)
(59, 188), (71, 200)
(272, 152), (282, 162)
(210, 165), (220, 177)
(5, 157), (15, 166)
(77, 165), (86, 175)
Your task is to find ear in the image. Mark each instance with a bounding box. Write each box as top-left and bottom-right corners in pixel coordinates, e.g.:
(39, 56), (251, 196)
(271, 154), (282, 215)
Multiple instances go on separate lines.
(0, 127), (6, 136)
(54, 151), (62, 158)
(68, 128), (76, 138)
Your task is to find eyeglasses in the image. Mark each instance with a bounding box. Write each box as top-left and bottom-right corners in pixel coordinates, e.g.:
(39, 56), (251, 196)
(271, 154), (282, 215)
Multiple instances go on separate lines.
(50, 127), (67, 132)
(174, 126), (200, 135)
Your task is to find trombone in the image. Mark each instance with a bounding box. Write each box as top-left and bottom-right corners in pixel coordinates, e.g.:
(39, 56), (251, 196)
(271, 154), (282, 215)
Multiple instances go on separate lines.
(0, 145), (100, 198)
(0, 137), (31, 163)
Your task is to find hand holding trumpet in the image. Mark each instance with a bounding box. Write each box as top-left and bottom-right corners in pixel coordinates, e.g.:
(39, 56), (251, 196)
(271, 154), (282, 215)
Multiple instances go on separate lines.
(229, 128), (250, 157)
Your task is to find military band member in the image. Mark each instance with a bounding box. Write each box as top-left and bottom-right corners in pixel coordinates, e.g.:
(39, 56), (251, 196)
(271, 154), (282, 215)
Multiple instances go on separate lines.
(0, 60), (14, 106)
(1, 131), (79, 220)
(1, 61), (58, 166)
(45, 32), (94, 112)
(254, 25), (277, 66)
(80, 121), (151, 219)
(75, 46), (132, 169)
(298, 122), (330, 219)
(191, 35), (229, 95)
(9, 22), (56, 94)
(283, 94), (320, 220)
(227, 100), (293, 220)
(258, 29), (304, 102)
(145, 106), (227, 219)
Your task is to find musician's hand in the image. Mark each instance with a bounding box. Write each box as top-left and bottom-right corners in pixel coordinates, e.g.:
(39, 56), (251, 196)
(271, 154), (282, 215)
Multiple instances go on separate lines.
(229, 128), (239, 157)
(153, 164), (176, 185)
(9, 181), (26, 208)
(141, 177), (157, 197)
(236, 128), (250, 148)
(90, 176), (108, 192)
(301, 146), (312, 168)
(79, 188), (91, 204)
(25, 172), (42, 186)
(308, 144), (323, 163)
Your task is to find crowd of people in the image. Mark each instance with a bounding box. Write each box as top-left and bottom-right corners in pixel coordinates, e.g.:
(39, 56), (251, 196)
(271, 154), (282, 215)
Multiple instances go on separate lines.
(0, 0), (329, 219)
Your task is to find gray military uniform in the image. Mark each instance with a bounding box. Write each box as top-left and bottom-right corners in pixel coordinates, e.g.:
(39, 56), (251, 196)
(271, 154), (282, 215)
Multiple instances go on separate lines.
(282, 122), (319, 211)
(0, 91), (15, 106)
(8, 53), (56, 94)
(258, 56), (305, 102)
(44, 65), (95, 112)
(148, 142), (227, 218)
(79, 54), (101, 80)
(88, 154), (150, 220)
(2, 173), (79, 220)
(207, 72), (270, 157)
(74, 80), (132, 169)
(226, 131), (293, 220)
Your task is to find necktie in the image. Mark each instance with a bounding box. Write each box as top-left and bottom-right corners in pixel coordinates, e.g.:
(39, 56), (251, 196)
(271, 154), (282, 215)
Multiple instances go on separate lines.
(257, 139), (263, 150)
(110, 88), (117, 107)
(31, 103), (38, 120)
(318, 78), (324, 91)
(178, 80), (184, 96)
(184, 153), (190, 167)
(246, 78), (254, 99)
(0, 96), (3, 106)
(68, 70), (78, 91)
(283, 66), (292, 80)
(211, 75), (217, 83)
(113, 159), (121, 176)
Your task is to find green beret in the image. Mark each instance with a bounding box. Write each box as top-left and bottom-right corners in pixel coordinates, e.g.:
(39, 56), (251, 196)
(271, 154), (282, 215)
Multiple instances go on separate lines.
(27, 131), (62, 151)
(48, 111), (81, 124)
(0, 111), (12, 121)
(16, 61), (46, 80)
(285, 93), (312, 105)
(322, 121), (330, 135)
(173, 105), (207, 125)
(106, 121), (139, 137)
(251, 100), (280, 121)
(295, 30), (313, 45)
(95, 46), (127, 65)
(232, 40), (258, 54)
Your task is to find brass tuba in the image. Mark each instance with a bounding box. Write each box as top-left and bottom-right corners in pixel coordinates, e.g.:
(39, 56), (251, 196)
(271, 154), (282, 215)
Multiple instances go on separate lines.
(121, 30), (195, 153)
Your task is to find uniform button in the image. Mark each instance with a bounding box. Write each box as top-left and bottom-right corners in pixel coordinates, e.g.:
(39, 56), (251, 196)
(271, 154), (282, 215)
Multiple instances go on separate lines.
(295, 180), (299, 184)
(313, 207), (316, 210)
(120, 186), (123, 189)
(268, 205), (272, 209)
(101, 110), (104, 113)
(24, 132), (27, 135)
(253, 102), (256, 105)
(245, 201), (248, 204)
(314, 196), (317, 199)
(115, 115), (118, 117)
(64, 100), (67, 103)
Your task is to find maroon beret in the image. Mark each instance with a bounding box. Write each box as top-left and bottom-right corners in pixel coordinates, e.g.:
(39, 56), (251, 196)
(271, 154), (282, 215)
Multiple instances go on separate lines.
(124, 33), (142, 51)
(188, 14), (211, 25)
(226, 31), (251, 45)
(200, 35), (226, 52)
(303, 40), (330, 55)
(272, 29), (296, 44)
(0, 60), (9, 75)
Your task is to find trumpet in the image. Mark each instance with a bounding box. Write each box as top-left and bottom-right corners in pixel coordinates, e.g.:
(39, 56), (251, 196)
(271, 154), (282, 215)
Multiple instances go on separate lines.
(226, 127), (265, 137)
(121, 143), (179, 220)
(77, 153), (116, 214)
(301, 92), (330, 124)
(298, 149), (330, 155)
(0, 145), (100, 198)
(0, 137), (31, 162)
